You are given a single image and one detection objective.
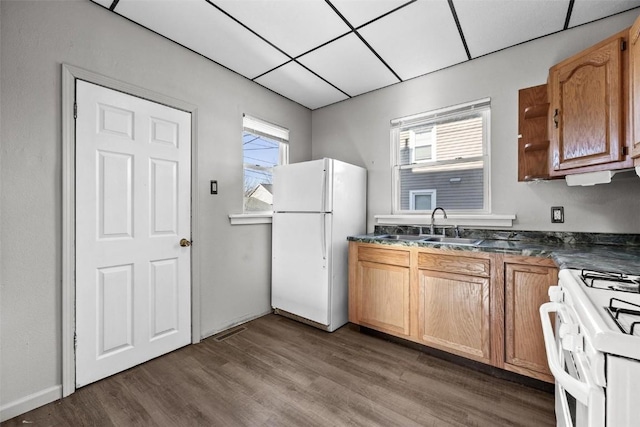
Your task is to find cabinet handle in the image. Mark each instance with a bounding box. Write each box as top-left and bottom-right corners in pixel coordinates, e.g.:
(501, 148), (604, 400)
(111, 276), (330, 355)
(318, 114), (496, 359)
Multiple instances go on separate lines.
(553, 109), (559, 129)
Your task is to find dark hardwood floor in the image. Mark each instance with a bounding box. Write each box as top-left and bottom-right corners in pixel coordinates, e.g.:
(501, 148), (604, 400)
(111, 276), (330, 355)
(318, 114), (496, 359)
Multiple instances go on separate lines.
(2, 314), (555, 426)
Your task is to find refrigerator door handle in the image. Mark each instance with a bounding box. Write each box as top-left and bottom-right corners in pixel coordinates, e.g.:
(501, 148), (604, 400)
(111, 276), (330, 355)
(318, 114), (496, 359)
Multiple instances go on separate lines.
(321, 167), (327, 213)
(321, 214), (327, 260)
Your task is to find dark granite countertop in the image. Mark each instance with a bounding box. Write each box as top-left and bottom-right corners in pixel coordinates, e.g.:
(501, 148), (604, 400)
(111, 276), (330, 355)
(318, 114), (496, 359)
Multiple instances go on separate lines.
(348, 230), (640, 275)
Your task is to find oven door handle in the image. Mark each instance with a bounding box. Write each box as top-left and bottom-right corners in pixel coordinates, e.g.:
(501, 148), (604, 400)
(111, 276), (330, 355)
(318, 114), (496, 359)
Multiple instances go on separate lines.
(540, 302), (591, 405)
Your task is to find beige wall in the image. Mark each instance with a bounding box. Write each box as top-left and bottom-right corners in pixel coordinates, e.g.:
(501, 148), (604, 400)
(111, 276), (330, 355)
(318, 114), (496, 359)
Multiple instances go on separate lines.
(0, 0), (311, 413)
(312, 9), (640, 233)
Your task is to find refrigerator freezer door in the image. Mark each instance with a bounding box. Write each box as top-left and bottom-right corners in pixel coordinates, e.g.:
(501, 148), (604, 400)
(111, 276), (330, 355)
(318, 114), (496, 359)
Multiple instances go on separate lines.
(272, 212), (332, 326)
(273, 158), (332, 212)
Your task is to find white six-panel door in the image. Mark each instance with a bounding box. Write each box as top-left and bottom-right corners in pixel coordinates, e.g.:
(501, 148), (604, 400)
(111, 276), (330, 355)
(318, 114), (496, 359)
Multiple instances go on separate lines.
(75, 80), (191, 387)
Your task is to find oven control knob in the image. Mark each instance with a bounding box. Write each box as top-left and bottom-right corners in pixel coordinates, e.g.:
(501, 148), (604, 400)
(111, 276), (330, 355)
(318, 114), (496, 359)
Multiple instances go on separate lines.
(548, 286), (563, 302)
(561, 333), (583, 352)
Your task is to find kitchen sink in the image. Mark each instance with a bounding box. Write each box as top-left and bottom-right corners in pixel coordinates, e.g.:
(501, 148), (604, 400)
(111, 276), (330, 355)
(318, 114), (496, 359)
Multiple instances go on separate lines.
(374, 234), (483, 246)
(375, 234), (425, 241)
(421, 236), (483, 246)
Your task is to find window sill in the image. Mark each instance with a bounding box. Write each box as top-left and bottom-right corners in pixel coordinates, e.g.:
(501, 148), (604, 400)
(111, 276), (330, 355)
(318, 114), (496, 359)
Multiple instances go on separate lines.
(229, 213), (273, 225)
(375, 213), (516, 228)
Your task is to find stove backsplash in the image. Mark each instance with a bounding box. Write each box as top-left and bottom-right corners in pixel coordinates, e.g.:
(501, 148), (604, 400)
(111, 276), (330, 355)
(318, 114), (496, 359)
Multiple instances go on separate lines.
(373, 226), (640, 247)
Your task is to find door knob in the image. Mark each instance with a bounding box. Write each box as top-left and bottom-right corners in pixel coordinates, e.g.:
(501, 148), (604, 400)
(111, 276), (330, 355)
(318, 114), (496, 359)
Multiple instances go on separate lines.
(179, 238), (191, 247)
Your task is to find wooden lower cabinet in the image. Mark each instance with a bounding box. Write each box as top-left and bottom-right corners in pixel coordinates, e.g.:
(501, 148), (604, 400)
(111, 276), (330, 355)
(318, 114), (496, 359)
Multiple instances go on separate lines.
(417, 269), (491, 364)
(349, 243), (411, 336)
(357, 261), (410, 336)
(504, 259), (557, 382)
(348, 242), (555, 383)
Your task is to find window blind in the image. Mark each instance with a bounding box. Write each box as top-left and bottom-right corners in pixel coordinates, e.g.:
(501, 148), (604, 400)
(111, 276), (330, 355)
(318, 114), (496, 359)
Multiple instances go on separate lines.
(243, 114), (289, 143)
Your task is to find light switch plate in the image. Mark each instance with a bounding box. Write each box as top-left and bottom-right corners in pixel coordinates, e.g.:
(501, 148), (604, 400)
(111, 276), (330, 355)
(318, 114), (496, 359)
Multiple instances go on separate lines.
(551, 206), (564, 223)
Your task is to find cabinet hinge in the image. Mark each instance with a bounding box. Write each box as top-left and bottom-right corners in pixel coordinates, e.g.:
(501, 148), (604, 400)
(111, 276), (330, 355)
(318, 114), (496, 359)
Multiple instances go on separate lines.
(623, 146), (629, 156)
(74, 332), (77, 349)
(73, 102), (78, 120)
(622, 40), (627, 51)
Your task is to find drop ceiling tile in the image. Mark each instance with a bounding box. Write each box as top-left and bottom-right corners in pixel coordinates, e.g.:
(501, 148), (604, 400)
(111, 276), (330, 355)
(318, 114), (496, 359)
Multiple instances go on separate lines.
(455, 0), (568, 58)
(358, 0), (467, 81)
(90, 0), (114, 8)
(211, 0), (351, 57)
(255, 62), (349, 109)
(569, 0), (640, 27)
(297, 33), (398, 97)
(114, 0), (289, 79)
(330, 0), (410, 28)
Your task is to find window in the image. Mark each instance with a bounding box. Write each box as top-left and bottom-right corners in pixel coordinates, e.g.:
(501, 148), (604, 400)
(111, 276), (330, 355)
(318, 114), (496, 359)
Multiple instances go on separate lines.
(410, 127), (436, 163)
(391, 99), (490, 214)
(409, 189), (436, 210)
(243, 114), (289, 212)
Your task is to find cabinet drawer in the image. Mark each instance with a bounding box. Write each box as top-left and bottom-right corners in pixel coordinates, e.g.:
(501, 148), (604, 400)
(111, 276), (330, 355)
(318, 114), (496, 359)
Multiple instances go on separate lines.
(418, 252), (490, 277)
(358, 246), (410, 267)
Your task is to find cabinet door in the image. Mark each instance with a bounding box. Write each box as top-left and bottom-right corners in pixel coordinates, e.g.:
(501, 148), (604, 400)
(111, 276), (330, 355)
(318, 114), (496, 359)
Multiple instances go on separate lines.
(549, 36), (624, 174)
(504, 263), (557, 382)
(631, 16), (640, 159)
(518, 84), (551, 181)
(355, 260), (410, 336)
(418, 269), (491, 364)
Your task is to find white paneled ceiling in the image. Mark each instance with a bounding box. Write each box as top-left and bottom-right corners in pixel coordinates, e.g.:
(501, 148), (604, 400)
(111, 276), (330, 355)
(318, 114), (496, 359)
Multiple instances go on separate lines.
(570, 0), (640, 26)
(213, 0), (351, 58)
(255, 61), (349, 110)
(115, 0), (289, 78)
(358, 0), (468, 81)
(455, 1), (569, 58)
(297, 33), (398, 97)
(91, 0), (640, 110)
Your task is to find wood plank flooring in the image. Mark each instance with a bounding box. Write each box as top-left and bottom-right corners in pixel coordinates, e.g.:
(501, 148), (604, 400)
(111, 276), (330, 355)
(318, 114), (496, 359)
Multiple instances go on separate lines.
(2, 314), (555, 426)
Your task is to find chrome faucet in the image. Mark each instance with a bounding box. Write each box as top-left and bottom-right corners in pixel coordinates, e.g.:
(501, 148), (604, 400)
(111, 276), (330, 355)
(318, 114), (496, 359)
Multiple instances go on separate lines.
(430, 207), (447, 235)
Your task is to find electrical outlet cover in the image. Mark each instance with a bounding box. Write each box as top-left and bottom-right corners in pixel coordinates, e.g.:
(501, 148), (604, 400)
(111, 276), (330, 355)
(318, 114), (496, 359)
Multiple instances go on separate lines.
(551, 206), (564, 223)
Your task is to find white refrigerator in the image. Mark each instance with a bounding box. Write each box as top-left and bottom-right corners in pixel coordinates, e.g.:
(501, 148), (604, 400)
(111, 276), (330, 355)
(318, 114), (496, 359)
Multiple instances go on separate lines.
(271, 158), (366, 332)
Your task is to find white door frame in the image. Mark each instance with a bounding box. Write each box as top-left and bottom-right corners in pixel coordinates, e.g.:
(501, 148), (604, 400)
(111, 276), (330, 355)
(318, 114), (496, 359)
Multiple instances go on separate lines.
(61, 64), (201, 397)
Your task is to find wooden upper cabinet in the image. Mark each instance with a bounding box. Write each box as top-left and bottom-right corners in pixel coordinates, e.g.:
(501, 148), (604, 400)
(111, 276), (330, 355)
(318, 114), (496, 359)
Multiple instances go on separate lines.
(630, 14), (640, 159)
(518, 84), (551, 181)
(548, 31), (631, 176)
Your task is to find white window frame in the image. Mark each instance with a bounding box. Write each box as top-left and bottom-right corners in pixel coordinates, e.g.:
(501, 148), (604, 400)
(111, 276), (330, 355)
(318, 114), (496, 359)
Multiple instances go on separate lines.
(409, 127), (436, 163)
(390, 98), (491, 215)
(241, 114), (289, 215)
(409, 189), (437, 210)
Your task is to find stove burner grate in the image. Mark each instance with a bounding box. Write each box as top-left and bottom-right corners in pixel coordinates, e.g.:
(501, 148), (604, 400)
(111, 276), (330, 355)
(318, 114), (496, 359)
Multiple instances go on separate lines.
(580, 269), (640, 293)
(606, 298), (640, 335)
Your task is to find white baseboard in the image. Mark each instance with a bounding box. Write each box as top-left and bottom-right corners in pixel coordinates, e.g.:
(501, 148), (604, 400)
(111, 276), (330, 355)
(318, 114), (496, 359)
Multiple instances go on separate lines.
(0, 385), (62, 422)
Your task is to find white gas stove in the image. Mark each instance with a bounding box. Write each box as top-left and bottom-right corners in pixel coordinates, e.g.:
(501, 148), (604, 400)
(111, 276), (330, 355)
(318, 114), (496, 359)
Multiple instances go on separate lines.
(541, 268), (640, 427)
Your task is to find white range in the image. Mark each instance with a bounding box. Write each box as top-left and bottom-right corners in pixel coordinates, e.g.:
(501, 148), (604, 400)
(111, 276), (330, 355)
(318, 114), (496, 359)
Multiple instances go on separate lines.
(541, 268), (640, 427)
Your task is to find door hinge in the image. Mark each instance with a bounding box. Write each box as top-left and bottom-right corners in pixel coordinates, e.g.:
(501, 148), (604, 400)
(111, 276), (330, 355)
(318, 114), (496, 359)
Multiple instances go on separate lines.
(622, 40), (627, 51)
(73, 102), (77, 119)
(74, 332), (77, 349)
